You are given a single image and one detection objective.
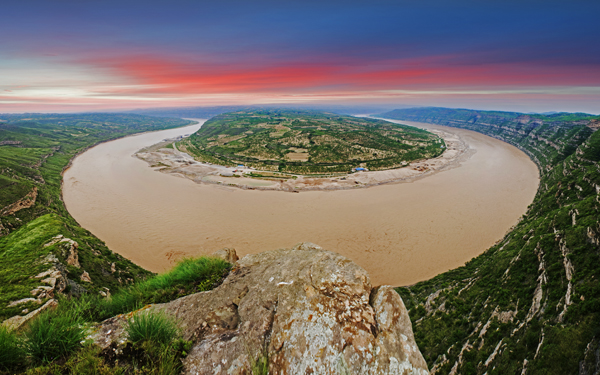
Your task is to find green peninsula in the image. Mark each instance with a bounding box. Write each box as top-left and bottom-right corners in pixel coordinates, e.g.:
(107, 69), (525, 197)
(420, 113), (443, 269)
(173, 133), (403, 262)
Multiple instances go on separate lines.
(180, 109), (444, 174)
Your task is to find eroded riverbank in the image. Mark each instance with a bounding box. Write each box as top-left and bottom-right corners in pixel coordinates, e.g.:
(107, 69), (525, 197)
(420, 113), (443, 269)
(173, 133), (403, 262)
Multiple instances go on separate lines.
(63, 119), (539, 286)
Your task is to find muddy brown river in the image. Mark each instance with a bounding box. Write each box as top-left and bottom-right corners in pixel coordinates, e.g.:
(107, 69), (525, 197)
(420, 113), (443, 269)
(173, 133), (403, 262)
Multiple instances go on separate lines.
(63, 119), (539, 286)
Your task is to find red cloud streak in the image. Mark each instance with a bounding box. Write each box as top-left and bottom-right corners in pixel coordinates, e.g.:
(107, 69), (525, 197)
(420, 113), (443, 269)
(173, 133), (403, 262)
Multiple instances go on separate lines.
(83, 54), (600, 96)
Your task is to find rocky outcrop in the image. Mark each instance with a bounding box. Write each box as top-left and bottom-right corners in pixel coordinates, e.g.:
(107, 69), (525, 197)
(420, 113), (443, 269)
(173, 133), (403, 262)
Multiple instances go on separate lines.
(587, 119), (600, 130)
(80, 271), (92, 283)
(2, 299), (57, 331)
(1, 255), (68, 331)
(1, 236), (90, 330)
(0, 187), (37, 216)
(43, 234), (81, 268)
(0, 140), (22, 146)
(92, 243), (429, 374)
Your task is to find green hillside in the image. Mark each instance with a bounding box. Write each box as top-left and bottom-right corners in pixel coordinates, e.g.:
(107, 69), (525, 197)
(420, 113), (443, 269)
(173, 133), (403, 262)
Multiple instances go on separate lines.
(381, 107), (600, 374)
(381, 107), (595, 170)
(0, 114), (192, 322)
(182, 109), (444, 174)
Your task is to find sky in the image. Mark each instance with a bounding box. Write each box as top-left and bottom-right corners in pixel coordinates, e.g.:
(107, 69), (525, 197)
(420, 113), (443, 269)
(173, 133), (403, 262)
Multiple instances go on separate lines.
(1, 0), (600, 114)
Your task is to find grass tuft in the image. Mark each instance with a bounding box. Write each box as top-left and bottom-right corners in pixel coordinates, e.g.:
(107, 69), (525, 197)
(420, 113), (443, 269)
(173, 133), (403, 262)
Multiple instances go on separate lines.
(123, 312), (190, 375)
(250, 353), (269, 375)
(24, 308), (85, 364)
(0, 325), (26, 371)
(126, 311), (179, 346)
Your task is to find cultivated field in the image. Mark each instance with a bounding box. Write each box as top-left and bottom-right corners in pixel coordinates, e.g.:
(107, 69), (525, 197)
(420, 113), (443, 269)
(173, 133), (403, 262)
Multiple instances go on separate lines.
(181, 109), (445, 174)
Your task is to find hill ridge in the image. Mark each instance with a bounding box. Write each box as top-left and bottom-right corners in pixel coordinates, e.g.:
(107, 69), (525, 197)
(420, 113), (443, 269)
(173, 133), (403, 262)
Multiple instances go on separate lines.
(380, 107), (600, 374)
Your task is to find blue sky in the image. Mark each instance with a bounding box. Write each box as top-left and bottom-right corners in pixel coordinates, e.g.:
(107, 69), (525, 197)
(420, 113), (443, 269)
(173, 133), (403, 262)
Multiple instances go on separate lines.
(1, 0), (599, 113)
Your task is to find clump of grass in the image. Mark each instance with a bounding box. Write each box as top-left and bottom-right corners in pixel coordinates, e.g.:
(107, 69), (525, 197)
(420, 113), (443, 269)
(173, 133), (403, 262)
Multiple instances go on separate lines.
(126, 311), (179, 346)
(246, 341), (270, 375)
(79, 256), (232, 321)
(62, 344), (120, 375)
(132, 341), (187, 375)
(250, 353), (269, 375)
(11, 257), (226, 372)
(24, 308), (85, 364)
(145, 257), (231, 292)
(0, 325), (26, 371)
(47, 257), (231, 325)
(123, 312), (190, 375)
(23, 344), (124, 375)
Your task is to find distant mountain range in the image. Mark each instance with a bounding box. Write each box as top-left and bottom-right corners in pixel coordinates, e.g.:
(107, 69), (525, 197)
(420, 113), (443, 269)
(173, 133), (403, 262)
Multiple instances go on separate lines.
(127, 104), (407, 118)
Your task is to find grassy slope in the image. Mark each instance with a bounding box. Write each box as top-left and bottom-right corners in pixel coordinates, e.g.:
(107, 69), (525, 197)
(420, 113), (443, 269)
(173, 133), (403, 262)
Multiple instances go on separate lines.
(0, 256), (231, 374)
(183, 109), (444, 174)
(0, 114), (193, 321)
(380, 108), (600, 374)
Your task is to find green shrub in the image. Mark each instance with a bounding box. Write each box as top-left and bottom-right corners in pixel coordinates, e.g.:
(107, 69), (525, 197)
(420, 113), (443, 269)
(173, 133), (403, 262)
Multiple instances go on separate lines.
(0, 325), (26, 371)
(126, 311), (179, 346)
(25, 308), (85, 364)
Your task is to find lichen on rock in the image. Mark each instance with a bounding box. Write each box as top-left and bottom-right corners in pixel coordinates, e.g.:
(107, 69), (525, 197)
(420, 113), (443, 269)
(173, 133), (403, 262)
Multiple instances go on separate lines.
(92, 243), (429, 374)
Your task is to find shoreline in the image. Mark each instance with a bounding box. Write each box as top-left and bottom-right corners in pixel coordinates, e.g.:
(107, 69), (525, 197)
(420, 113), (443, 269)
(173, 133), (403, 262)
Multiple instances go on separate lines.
(135, 124), (472, 192)
(59, 120), (202, 202)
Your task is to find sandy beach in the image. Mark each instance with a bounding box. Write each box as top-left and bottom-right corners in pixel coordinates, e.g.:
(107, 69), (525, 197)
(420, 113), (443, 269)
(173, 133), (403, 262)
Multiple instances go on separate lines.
(63, 119), (539, 286)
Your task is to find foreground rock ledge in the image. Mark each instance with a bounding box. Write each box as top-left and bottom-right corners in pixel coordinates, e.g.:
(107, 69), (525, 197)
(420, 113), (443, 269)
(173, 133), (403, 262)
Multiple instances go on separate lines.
(94, 243), (429, 375)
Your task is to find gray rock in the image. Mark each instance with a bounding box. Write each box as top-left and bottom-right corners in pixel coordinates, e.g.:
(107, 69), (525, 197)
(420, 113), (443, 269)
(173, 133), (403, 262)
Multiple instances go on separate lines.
(94, 244), (429, 374)
(32, 264), (68, 298)
(7, 298), (41, 308)
(2, 299), (57, 331)
(68, 279), (88, 297)
(211, 247), (240, 263)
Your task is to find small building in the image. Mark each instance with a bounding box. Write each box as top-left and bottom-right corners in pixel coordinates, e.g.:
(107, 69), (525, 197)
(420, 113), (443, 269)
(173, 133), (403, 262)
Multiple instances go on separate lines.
(355, 167), (367, 172)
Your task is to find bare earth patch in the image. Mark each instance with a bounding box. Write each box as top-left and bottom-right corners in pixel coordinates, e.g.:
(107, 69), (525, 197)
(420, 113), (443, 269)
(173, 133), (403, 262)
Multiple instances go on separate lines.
(285, 152), (310, 161)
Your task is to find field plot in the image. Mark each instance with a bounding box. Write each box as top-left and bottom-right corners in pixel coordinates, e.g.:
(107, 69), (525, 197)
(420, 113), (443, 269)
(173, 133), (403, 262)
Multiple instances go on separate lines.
(181, 110), (444, 174)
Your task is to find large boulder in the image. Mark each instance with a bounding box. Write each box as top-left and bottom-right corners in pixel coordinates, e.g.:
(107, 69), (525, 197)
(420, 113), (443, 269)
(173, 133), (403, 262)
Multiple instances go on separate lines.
(96, 243), (429, 374)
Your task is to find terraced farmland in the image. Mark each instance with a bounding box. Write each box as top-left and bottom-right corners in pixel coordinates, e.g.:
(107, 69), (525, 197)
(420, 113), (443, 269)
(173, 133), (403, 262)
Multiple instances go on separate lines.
(182, 109), (444, 174)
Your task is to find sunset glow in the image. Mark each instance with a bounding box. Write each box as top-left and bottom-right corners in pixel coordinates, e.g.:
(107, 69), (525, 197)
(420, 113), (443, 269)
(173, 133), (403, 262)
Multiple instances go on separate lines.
(1, 0), (599, 113)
